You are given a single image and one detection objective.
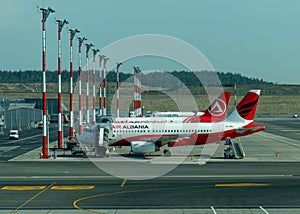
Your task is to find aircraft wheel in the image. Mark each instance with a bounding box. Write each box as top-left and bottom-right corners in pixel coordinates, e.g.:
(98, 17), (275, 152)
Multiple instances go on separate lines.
(163, 149), (171, 157)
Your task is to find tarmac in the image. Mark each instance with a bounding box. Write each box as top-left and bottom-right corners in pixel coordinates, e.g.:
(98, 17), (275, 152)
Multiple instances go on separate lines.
(4, 118), (300, 213)
(10, 130), (300, 163)
(1, 208), (300, 214)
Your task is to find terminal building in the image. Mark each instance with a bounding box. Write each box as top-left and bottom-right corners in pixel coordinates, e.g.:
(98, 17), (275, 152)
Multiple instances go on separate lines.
(24, 98), (68, 115)
(0, 98), (68, 130)
(4, 103), (42, 130)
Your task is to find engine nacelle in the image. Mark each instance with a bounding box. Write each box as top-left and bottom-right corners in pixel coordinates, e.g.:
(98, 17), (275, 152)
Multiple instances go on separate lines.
(131, 141), (156, 154)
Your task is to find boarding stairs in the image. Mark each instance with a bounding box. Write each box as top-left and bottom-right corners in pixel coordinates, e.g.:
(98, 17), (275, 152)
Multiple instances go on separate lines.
(225, 138), (245, 159)
(95, 127), (109, 158)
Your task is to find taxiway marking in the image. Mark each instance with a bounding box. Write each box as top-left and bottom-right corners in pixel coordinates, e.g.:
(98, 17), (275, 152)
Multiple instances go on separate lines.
(211, 206), (217, 214)
(11, 182), (56, 214)
(73, 185), (208, 213)
(215, 183), (270, 187)
(1, 186), (46, 191)
(120, 179), (127, 187)
(1, 185), (95, 191)
(0, 174), (293, 180)
(257, 132), (300, 147)
(51, 185), (95, 190)
(259, 206), (270, 214)
(280, 129), (300, 132)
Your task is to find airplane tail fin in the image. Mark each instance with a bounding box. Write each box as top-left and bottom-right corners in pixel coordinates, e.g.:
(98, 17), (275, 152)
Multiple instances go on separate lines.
(197, 92), (231, 122)
(227, 90), (261, 123)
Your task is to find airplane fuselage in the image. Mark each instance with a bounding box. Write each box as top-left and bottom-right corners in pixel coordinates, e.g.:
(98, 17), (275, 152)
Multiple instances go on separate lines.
(109, 121), (264, 147)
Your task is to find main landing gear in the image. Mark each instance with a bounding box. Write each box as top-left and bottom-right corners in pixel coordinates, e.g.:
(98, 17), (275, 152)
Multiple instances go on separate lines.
(163, 149), (171, 157)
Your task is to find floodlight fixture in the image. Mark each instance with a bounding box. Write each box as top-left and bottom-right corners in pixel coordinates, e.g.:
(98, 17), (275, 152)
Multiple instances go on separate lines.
(70, 28), (80, 41)
(86, 43), (94, 53)
(40, 7), (55, 22)
(117, 62), (122, 70)
(93, 49), (100, 56)
(57, 19), (68, 32)
(78, 37), (87, 48)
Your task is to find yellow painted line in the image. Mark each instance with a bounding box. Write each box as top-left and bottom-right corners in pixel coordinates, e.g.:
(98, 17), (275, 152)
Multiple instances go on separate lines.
(281, 130), (300, 132)
(1, 186), (46, 191)
(11, 182), (56, 214)
(73, 185), (207, 213)
(215, 183), (270, 187)
(51, 185), (95, 190)
(120, 179), (127, 187)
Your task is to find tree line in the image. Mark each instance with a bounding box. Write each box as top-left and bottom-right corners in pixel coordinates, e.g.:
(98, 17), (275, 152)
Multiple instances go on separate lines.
(0, 70), (78, 83)
(0, 70), (272, 86)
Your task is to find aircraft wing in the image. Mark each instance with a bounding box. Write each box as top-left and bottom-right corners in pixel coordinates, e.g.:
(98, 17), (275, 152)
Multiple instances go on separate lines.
(143, 133), (193, 146)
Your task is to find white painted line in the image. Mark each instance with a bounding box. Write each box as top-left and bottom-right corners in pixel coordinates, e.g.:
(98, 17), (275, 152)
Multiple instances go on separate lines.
(0, 174), (293, 180)
(259, 206), (269, 214)
(2, 134), (43, 145)
(211, 206), (217, 214)
(0, 146), (20, 152)
(2, 129), (57, 145)
(257, 132), (300, 148)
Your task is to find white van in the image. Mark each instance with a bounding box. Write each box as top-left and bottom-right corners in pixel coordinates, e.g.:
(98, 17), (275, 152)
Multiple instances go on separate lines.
(9, 130), (19, 140)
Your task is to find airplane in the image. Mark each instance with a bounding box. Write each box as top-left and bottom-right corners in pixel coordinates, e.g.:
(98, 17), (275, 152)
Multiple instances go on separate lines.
(78, 90), (264, 157)
(78, 92), (229, 154)
(150, 111), (204, 117)
(113, 91), (231, 124)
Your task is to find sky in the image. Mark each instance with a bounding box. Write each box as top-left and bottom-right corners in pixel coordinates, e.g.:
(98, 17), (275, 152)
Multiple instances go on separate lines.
(0, 0), (299, 84)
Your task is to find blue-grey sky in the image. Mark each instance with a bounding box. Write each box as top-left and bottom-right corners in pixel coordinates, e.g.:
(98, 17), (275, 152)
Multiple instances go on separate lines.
(0, 0), (299, 84)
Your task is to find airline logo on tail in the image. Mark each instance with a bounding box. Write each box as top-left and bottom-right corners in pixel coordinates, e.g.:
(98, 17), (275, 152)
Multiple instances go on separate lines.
(183, 92), (230, 123)
(208, 98), (227, 117)
(201, 92), (230, 122)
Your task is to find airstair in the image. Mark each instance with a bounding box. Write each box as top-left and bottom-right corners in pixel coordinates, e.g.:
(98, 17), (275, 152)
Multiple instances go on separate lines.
(224, 138), (245, 159)
(95, 127), (109, 157)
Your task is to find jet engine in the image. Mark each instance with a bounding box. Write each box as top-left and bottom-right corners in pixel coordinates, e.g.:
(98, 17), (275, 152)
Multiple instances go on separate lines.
(130, 141), (158, 154)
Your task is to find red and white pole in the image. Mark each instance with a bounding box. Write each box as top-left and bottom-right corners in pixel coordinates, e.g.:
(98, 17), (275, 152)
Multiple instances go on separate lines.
(103, 57), (109, 116)
(78, 37), (86, 135)
(138, 69), (142, 116)
(92, 49), (99, 124)
(116, 63), (122, 118)
(57, 19), (68, 148)
(99, 55), (104, 116)
(40, 7), (55, 159)
(69, 29), (79, 139)
(134, 67), (142, 117)
(42, 10), (47, 158)
(234, 79), (237, 107)
(85, 43), (93, 124)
